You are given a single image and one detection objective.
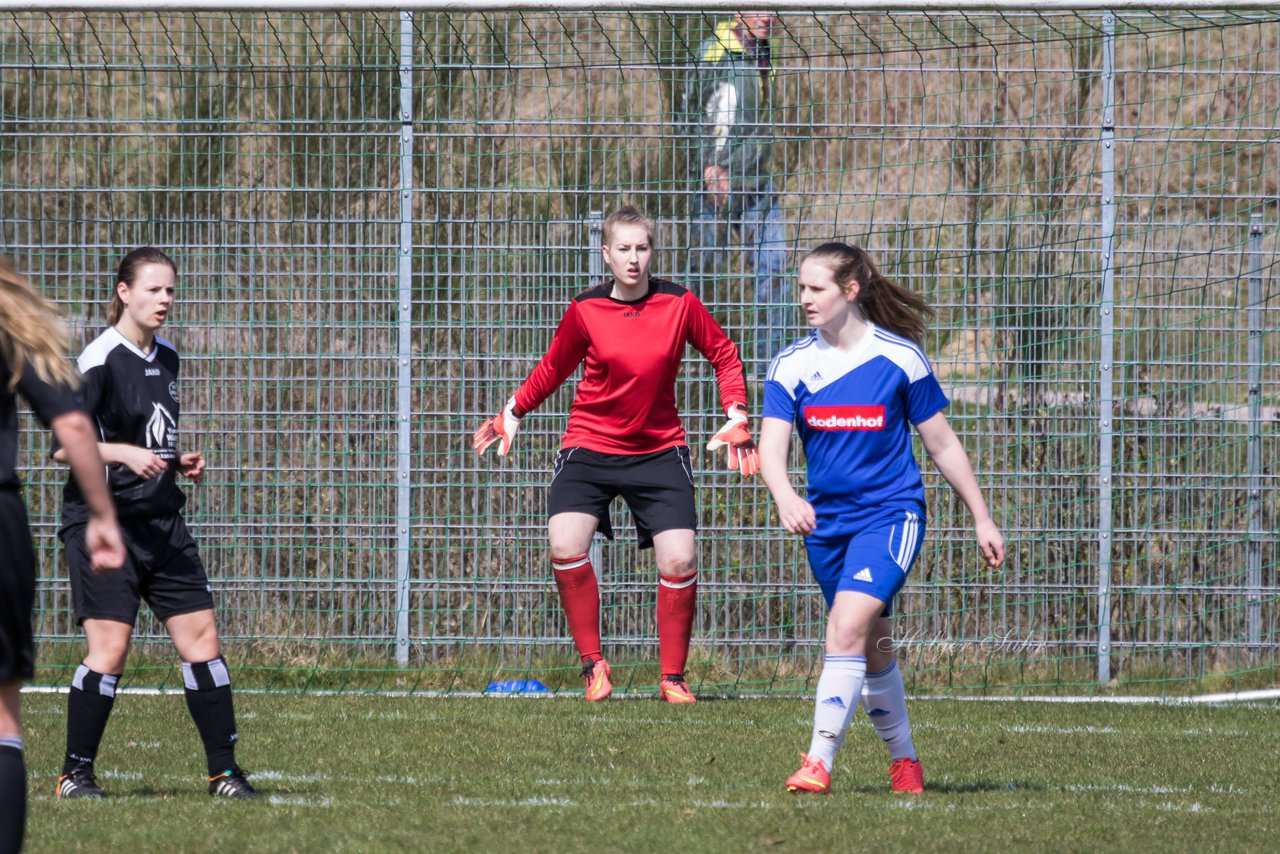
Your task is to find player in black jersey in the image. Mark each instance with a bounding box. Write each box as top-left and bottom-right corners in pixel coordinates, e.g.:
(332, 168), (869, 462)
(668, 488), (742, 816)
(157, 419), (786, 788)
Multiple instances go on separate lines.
(52, 247), (259, 800)
(0, 257), (124, 852)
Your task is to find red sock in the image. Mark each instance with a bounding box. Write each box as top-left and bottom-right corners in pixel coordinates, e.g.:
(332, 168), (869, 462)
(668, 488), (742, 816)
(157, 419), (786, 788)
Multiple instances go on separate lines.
(657, 571), (698, 676)
(552, 554), (601, 663)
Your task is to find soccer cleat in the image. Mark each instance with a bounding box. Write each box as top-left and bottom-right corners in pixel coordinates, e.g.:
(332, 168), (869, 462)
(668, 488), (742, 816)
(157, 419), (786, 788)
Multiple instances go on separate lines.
(658, 674), (697, 704)
(208, 767), (261, 799)
(889, 757), (924, 794)
(581, 657), (612, 702)
(785, 753), (831, 794)
(56, 764), (108, 799)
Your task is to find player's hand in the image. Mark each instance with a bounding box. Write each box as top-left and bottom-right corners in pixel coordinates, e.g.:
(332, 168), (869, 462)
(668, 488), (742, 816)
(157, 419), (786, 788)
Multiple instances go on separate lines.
(775, 493), (816, 536)
(118, 445), (168, 480)
(976, 517), (1005, 568)
(86, 516), (126, 574)
(180, 451), (206, 484)
(706, 403), (759, 477)
(472, 397), (522, 456)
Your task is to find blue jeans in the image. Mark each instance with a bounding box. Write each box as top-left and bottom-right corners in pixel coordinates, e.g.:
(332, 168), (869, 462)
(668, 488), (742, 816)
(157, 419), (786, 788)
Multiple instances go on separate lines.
(687, 182), (789, 373)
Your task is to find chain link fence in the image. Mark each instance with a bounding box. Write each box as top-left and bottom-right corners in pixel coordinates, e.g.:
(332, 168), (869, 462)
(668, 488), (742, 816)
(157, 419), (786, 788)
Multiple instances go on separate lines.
(2, 9), (1276, 693)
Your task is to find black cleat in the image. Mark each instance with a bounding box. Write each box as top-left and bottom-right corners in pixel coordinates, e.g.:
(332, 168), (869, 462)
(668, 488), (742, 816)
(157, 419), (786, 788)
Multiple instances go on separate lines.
(56, 764), (108, 799)
(208, 766), (261, 799)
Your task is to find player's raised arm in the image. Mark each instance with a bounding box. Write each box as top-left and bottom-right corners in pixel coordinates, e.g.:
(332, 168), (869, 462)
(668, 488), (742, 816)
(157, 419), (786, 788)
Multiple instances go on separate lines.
(472, 300), (588, 458)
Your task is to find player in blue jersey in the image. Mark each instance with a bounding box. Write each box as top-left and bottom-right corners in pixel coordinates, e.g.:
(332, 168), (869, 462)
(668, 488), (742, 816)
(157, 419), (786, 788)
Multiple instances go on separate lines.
(759, 242), (1004, 794)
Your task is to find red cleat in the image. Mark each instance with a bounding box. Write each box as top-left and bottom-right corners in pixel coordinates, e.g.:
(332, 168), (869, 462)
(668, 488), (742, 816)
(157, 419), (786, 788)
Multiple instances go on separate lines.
(889, 757), (924, 793)
(658, 674), (697, 704)
(785, 753), (831, 794)
(581, 657), (612, 702)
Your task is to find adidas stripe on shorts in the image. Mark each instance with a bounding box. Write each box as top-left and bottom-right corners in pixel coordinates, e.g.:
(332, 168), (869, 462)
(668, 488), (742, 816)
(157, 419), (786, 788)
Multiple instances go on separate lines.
(803, 507), (925, 615)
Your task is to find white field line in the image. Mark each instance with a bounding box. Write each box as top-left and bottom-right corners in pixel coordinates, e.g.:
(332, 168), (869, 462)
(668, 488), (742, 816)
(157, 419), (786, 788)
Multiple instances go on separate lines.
(453, 796), (575, 807)
(265, 795), (333, 807)
(22, 685), (1280, 704)
(912, 689), (1280, 705)
(913, 720), (1257, 737)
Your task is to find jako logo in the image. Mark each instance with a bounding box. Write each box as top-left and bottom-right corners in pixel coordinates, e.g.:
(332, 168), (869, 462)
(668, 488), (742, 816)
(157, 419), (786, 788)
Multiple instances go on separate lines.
(804, 405), (886, 431)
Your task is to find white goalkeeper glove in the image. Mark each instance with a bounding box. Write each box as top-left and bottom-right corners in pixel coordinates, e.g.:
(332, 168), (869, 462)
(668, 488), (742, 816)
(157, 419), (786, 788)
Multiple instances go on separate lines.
(706, 403), (759, 477)
(472, 396), (522, 456)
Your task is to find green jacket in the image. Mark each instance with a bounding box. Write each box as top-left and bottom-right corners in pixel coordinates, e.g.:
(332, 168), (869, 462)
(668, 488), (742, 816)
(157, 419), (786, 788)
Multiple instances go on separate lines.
(681, 20), (774, 195)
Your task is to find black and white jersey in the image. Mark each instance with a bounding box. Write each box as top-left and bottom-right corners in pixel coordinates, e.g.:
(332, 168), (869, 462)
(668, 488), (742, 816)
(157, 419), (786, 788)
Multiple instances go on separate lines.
(0, 343), (82, 489)
(60, 327), (185, 522)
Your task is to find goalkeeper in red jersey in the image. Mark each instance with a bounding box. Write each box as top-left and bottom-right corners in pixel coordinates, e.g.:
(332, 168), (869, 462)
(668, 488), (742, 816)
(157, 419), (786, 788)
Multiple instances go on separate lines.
(473, 206), (759, 703)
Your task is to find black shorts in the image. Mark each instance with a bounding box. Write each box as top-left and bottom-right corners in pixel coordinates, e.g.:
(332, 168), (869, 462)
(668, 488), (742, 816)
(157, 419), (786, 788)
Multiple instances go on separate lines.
(549, 446), (697, 550)
(61, 513), (214, 625)
(0, 489), (36, 683)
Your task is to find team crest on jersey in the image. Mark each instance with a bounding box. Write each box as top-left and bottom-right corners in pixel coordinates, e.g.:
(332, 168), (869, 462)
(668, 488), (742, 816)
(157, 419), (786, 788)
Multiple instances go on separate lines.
(169, 381), (179, 402)
(146, 402), (178, 458)
(804, 405), (886, 431)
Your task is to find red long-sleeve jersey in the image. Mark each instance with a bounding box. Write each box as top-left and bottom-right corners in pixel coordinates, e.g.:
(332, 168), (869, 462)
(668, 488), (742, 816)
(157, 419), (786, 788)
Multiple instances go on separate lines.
(513, 278), (747, 455)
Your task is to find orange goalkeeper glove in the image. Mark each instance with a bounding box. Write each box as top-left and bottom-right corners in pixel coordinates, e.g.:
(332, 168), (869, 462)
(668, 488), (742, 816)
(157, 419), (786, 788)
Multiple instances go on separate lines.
(706, 403), (759, 477)
(472, 397), (522, 456)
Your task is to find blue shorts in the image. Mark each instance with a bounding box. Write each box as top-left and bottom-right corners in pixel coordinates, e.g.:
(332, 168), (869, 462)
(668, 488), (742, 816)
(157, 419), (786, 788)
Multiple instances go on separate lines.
(804, 509), (925, 614)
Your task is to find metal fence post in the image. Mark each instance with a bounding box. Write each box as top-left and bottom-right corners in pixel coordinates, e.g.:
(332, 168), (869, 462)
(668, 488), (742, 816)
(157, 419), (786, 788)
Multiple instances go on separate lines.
(1246, 212), (1264, 657)
(1096, 11), (1118, 684)
(394, 10), (415, 666)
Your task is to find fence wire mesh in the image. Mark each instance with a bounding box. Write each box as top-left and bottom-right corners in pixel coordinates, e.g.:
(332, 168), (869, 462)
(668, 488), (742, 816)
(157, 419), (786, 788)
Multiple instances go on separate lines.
(1, 9), (1276, 694)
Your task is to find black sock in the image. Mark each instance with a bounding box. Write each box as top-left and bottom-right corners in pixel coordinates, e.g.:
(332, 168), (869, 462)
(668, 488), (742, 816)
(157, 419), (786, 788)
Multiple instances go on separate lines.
(1, 739), (27, 854)
(182, 657), (240, 777)
(64, 664), (118, 774)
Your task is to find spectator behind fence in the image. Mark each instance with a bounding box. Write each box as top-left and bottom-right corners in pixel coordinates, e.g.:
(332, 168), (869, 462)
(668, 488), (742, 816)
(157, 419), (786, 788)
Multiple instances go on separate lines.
(682, 10), (789, 372)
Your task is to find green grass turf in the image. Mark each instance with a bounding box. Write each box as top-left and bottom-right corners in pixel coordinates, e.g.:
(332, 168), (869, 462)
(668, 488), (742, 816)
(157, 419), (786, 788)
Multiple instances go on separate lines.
(17, 692), (1280, 853)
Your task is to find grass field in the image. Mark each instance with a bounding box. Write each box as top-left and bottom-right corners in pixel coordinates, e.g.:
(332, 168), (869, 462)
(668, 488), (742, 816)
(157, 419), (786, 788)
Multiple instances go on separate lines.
(17, 691), (1280, 853)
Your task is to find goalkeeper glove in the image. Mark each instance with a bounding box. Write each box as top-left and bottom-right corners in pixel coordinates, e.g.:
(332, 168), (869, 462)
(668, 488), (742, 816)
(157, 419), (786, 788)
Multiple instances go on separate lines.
(706, 403), (759, 477)
(472, 396), (522, 456)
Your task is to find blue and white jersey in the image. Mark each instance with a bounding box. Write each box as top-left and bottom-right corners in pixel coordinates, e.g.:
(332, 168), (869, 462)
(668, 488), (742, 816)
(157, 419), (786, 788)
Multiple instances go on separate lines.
(762, 322), (948, 528)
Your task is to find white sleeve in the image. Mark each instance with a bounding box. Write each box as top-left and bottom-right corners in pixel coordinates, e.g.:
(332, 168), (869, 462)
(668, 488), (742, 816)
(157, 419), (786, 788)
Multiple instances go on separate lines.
(705, 82), (738, 154)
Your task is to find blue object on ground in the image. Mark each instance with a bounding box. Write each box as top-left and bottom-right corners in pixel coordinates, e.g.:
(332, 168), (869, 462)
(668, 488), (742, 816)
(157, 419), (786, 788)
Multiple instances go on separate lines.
(485, 679), (549, 693)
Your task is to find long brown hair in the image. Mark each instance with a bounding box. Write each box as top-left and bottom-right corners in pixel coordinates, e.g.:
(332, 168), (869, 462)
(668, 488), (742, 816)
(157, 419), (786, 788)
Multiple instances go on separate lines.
(803, 242), (934, 346)
(0, 256), (79, 391)
(108, 247), (177, 325)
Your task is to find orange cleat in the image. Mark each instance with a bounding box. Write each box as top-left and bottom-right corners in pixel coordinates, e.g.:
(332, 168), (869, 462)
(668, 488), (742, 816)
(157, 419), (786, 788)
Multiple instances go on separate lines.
(581, 657), (612, 702)
(658, 674), (697, 704)
(889, 757), (924, 793)
(785, 753), (831, 794)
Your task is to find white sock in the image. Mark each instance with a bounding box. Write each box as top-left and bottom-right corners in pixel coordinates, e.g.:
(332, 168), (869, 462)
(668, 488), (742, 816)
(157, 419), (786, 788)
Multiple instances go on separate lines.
(805, 655), (866, 770)
(861, 661), (916, 761)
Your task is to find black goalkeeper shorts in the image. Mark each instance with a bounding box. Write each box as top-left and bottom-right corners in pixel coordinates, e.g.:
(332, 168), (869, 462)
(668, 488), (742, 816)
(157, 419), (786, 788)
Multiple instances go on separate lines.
(548, 445), (698, 550)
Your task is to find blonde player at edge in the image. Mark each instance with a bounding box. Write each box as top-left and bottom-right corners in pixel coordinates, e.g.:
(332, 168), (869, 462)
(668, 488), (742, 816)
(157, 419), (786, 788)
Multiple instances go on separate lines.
(757, 243), (1004, 794)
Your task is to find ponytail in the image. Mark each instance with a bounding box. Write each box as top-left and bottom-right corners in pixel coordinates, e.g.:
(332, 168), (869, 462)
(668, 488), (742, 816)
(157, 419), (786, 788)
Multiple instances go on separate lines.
(802, 242), (933, 345)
